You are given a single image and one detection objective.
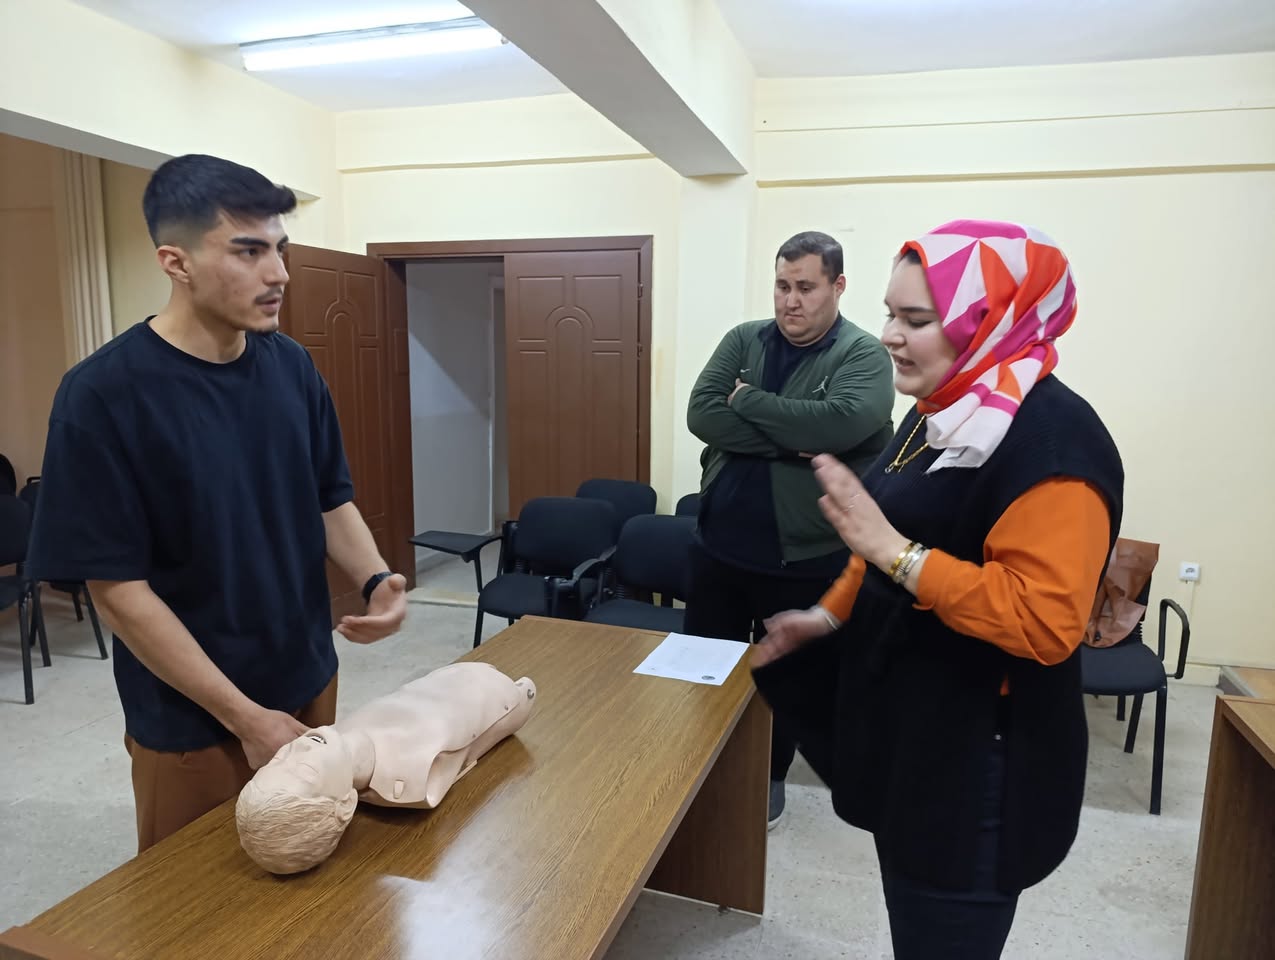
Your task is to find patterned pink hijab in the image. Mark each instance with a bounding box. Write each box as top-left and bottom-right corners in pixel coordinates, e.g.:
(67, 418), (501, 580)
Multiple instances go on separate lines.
(900, 219), (1077, 471)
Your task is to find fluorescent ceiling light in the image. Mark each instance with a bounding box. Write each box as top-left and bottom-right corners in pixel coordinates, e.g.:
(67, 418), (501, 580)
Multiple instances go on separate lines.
(240, 17), (503, 71)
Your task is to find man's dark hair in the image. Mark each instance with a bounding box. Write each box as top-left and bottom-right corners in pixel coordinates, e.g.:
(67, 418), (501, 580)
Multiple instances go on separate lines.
(776, 231), (843, 282)
(143, 154), (297, 247)
(899, 247), (923, 265)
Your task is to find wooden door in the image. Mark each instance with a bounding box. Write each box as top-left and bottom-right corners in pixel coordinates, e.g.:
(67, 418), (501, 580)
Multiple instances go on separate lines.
(279, 245), (416, 621)
(504, 250), (642, 514)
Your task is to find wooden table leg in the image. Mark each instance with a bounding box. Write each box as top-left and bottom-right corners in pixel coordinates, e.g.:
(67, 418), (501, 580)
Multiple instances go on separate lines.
(1185, 703), (1275, 959)
(646, 691), (769, 914)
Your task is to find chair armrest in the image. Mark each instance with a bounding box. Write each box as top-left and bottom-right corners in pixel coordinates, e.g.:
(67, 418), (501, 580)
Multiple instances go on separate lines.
(498, 520), (518, 574)
(1158, 598), (1191, 680)
(544, 547), (618, 617)
(570, 546), (617, 585)
(408, 530), (501, 561)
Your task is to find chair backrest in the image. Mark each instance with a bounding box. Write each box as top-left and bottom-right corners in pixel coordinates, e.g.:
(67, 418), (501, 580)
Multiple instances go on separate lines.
(0, 454), (16, 497)
(612, 514), (696, 601)
(575, 479), (657, 538)
(1116, 575), (1153, 647)
(674, 493), (699, 518)
(513, 496), (617, 576)
(18, 477), (39, 511)
(0, 494), (32, 567)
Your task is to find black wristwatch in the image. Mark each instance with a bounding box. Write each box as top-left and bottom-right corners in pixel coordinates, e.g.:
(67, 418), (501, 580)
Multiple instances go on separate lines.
(361, 570), (393, 606)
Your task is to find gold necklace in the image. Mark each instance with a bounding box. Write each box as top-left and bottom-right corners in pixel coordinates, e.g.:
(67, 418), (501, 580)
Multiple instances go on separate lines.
(886, 416), (929, 473)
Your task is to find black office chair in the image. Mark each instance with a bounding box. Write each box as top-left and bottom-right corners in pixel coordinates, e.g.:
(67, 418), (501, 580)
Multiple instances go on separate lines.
(18, 478), (108, 660)
(420, 497), (618, 648)
(0, 494), (46, 704)
(1080, 576), (1191, 815)
(575, 479), (657, 540)
(0, 454), (16, 496)
(674, 493), (699, 518)
(582, 514), (694, 634)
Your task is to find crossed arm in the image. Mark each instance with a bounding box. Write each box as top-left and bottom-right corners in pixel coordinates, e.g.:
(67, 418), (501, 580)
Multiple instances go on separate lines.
(687, 326), (895, 458)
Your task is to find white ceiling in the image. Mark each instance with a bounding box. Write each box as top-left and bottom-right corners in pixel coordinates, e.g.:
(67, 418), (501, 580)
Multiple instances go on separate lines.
(70, 0), (567, 110)
(717, 0), (1275, 77)
(71, 0), (1275, 110)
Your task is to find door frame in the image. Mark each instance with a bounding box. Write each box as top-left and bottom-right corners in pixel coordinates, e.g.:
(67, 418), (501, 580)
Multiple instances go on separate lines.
(367, 236), (653, 486)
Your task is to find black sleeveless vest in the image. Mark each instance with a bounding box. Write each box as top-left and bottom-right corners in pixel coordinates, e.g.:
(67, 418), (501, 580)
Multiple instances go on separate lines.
(753, 375), (1123, 892)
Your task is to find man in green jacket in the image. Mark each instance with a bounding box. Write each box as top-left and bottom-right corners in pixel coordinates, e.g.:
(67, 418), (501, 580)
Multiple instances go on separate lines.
(685, 231), (894, 827)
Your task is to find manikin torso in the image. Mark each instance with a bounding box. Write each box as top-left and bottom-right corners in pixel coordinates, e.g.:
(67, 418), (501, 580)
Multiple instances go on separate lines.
(236, 661), (536, 875)
(341, 662), (537, 808)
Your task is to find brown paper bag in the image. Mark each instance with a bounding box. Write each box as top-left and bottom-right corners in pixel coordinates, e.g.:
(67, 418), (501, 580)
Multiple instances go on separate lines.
(1084, 538), (1160, 648)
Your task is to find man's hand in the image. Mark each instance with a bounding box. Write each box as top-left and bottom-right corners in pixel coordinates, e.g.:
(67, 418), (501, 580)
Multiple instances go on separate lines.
(727, 378), (750, 406)
(235, 708), (309, 769)
(337, 573), (408, 644)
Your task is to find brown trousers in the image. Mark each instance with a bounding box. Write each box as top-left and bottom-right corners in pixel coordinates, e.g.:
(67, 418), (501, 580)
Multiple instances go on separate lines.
(124, 675), (338, 853)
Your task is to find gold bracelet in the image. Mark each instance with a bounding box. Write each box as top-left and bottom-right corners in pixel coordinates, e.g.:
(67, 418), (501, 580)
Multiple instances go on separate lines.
(888, 542), (919, 582)
(892, 542), (926, 585)
(895, 545), (924, 584)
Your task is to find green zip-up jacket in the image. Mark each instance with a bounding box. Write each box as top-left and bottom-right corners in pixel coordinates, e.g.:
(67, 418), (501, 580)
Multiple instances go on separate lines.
(687, 317), (895, 564)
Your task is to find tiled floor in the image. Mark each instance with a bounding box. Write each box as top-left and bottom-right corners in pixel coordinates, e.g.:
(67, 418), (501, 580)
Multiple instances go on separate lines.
(1, 564), (1215, 958)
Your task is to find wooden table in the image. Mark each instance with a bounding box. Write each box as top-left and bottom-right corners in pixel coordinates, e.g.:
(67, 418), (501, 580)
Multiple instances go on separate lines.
(1185, 696), (1275, 959)
(1, 618), (769, 960)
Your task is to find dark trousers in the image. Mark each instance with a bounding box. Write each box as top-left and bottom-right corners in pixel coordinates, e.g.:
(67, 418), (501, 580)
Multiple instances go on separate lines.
(877, 737), (1020, 960)
(683, 542), (839, 781)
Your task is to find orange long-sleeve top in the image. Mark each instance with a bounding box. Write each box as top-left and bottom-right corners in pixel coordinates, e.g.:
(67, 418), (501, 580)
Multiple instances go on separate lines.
(819, 478), (1111, 684)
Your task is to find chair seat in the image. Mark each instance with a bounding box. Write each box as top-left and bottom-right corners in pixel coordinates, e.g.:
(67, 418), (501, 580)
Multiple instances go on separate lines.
(585, 599), (685, 634)
(480, 573), (598, 620)
(479, 573), (549, 619)
(1080, 642), (1167, 696)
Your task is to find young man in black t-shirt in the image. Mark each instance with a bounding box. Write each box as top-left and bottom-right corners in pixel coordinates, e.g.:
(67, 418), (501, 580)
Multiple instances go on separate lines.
(28, 154), (407, 851)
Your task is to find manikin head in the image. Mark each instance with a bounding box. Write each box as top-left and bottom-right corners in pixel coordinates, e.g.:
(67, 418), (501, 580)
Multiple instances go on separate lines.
(235, 726), (358, 875)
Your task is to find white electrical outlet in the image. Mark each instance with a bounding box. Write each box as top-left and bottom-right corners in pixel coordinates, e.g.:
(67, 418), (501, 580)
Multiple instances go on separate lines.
(1179, 562), (1201, 583)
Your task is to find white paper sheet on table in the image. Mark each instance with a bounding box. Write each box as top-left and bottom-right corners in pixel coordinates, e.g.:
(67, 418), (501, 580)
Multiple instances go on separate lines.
(633, 633), (750, 686)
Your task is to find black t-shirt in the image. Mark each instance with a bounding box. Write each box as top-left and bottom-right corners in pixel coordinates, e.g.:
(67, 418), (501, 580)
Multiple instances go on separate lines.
(27, 320), (354, 751)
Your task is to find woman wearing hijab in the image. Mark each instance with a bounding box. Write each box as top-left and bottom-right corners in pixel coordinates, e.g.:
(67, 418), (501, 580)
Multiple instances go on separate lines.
(753, 220), (1123, 959)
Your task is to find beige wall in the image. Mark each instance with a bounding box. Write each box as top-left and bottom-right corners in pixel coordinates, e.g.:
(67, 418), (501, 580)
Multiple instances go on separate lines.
(101, 160), (168, 335)
(2, 0), (337, 206)
(0, 134), (72, 483)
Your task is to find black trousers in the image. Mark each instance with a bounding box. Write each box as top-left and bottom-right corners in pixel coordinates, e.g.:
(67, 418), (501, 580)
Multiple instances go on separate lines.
(682, 542), (840, 781)
(877, 736), (1020, 960)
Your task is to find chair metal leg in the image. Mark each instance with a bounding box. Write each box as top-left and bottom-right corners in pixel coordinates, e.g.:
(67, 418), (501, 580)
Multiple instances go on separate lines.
(1124, 694), (1143, 754)
(83, 585), (108, 659)
(33, 585), (50, 668)
(473, 609), (485, 649)
(72, 591), (83, 621)
(1150, 685), (1167, 815)
(472, 553), (485, 595)
(19, 594), (34, 705)
(1116, 695), (1126, 721)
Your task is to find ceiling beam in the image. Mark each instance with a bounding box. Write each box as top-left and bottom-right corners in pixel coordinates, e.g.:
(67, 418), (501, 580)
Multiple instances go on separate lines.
(464, 0), (748, 177)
